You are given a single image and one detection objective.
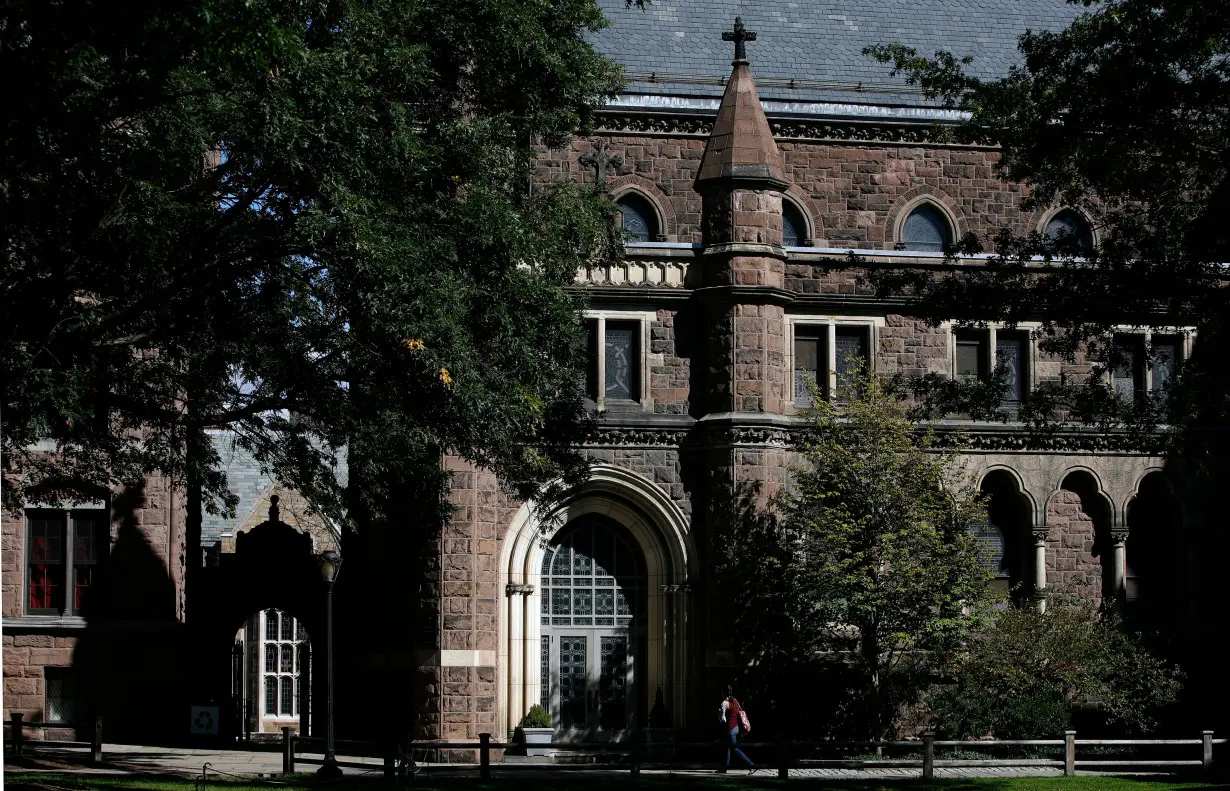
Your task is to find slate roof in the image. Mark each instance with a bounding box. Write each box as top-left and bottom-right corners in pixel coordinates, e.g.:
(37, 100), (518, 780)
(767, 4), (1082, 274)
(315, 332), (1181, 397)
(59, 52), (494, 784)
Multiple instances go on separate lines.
(200, 430), (347, 549)
(591, 0), (1083, 108)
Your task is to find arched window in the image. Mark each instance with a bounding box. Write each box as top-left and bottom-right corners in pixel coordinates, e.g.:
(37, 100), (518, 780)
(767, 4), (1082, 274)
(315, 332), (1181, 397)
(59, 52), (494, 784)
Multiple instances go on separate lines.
(901, 203), (952, 253)
(1044, 209), (1094, 254)
(617, 193), (659, 243)
(783, 200), (808, 247)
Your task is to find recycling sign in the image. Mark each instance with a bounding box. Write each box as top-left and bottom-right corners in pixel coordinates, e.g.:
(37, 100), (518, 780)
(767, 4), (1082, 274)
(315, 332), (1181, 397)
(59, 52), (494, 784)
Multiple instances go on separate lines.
(190, 706), (220, 735)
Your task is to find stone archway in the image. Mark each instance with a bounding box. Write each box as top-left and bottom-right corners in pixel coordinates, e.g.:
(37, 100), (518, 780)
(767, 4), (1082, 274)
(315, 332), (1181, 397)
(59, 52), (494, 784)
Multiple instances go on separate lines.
(497, 465), (692, 740)
(192, 497), (335, 742)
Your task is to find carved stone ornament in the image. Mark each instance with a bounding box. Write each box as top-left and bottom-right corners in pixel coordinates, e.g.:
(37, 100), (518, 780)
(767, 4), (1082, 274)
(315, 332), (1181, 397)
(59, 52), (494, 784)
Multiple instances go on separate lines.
(505, 583), (535, 596)
(593, 111), (995, 147)
(1032, 526), (1050, 543)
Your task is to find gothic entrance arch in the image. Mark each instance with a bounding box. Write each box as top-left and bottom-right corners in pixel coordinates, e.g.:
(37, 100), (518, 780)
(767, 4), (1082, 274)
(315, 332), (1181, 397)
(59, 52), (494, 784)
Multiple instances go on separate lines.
(498, 465), (693, 740)
(539, 516), (645, 737)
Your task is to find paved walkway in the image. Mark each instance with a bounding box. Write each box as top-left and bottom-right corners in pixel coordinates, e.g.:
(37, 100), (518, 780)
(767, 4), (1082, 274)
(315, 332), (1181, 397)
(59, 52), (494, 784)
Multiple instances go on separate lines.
(2, 743), (1082, 782)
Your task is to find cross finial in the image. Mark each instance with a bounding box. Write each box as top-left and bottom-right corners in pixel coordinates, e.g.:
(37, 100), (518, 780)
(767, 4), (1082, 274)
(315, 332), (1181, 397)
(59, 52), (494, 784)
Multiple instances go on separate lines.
(722, 16), (756, 64)
(579, 141), (624, 187)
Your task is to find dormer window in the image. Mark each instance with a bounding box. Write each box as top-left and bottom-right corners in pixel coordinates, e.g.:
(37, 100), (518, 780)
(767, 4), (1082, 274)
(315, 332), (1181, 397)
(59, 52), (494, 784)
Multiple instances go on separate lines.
(616, 194), (659, 243)
(1044, 209), (1094, 255)
(901, 204), (952, 253)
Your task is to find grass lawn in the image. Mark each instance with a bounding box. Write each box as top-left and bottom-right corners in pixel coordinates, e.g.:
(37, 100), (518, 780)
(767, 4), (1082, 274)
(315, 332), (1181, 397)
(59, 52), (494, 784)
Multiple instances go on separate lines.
(3, 773), (1228, 791)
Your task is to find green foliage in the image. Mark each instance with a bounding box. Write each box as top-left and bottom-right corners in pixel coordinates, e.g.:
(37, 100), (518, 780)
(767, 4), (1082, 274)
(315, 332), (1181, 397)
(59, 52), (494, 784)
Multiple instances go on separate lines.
(929, 601), (1183, 739)
(1, 0), (624, 521)
(522, 703), (552, 729)
(723, 366), (992, 738)
(862, 1), (1230, 451)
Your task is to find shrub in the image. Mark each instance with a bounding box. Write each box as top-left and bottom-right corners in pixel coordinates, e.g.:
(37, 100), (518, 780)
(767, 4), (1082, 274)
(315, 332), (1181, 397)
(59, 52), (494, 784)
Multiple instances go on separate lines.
(928, 600), (1182, 739)
(522, 704), (552, 729)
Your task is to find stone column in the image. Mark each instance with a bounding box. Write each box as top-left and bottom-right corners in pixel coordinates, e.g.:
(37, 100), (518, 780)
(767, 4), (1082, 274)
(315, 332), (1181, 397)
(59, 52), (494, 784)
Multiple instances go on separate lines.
(1108, 531), (1128, 609)
(1032, 526), (1048, 612)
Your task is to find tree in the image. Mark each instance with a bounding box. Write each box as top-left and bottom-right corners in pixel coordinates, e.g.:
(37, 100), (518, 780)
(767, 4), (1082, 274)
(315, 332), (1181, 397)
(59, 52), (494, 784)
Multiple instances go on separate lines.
(1, 0), (624, 521)
(723, 368), (992, 738)
(929, 599), (1183, 738)
(863, 0), (1230, 452)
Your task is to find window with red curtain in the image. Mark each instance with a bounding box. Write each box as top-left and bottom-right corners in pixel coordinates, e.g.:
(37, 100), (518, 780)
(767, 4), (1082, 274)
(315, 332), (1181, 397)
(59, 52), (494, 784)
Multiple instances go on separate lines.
(72, 514), (105, 615)
(27, 513), (65, 614)
(26, 509), (108, 616)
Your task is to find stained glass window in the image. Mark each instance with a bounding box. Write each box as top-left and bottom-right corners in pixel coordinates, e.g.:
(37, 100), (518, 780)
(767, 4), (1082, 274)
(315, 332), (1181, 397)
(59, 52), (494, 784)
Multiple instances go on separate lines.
(1044, 210), (1094, 254)
(783, 201), (807, 247)
(538, 520), (643, 628)
(1113, 337), (1143, 402)
(1151, 336), (1181, 400)
(902, 204), (951, 253)
(996, 335), (1025, 404)
(265, 645), (278, 673)
(794, 326), (823, 407)
(604, 322), (637, 401)
(265, 610), (279, 641)
(834, 327), (868, 399)
(618, 194), (658, 243)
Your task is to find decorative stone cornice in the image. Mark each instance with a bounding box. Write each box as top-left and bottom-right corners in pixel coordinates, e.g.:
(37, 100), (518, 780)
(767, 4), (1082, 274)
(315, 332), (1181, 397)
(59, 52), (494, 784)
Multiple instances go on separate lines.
(929, 428), (1163, 454)
(594, 109), (994, 148)
(590, 424), (690, 447)
(587, 417), (1164, 455)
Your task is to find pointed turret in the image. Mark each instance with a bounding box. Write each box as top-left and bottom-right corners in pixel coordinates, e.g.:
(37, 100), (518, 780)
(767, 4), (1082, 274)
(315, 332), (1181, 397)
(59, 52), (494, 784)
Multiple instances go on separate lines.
(694, 17), (787, 191)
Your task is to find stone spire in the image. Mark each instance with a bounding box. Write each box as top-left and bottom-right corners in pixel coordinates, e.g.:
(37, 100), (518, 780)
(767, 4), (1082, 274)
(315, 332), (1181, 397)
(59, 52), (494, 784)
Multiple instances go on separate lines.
(694, 17), (786, 191)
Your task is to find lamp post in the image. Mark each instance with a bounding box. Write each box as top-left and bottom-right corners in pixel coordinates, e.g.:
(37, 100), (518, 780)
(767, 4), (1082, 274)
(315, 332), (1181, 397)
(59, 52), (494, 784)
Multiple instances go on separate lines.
(316, 549), (343, 778)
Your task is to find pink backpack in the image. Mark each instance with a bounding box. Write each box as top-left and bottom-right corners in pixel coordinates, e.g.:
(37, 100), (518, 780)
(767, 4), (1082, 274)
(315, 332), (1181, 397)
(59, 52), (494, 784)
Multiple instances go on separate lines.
(739, 708), (751, 734)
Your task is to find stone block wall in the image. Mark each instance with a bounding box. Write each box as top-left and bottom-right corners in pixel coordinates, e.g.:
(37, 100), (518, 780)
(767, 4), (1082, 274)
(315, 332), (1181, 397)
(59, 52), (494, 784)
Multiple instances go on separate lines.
(1045, 490), (1106, 604)
(649, 308), (691, 415)
(541, 136), (1032, 247)
(2, 473), (186, 733)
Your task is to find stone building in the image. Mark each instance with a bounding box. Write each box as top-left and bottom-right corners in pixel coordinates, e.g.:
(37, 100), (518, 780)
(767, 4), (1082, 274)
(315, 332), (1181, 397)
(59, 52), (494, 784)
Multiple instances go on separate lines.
(2, 0), (1219, 748)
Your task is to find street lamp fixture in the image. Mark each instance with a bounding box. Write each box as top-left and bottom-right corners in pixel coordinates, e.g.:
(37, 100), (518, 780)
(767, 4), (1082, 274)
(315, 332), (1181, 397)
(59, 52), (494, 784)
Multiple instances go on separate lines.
(316, 549), (343, 779)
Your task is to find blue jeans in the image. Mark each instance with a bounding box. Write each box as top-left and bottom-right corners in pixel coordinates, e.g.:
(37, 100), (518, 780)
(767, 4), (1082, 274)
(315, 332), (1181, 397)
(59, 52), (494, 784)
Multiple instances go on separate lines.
(726, 726), (753, 767)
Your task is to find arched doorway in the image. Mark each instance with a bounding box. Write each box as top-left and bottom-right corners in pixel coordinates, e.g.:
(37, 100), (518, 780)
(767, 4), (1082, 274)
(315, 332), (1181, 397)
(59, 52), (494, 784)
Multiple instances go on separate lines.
(498, 465), (693, 740)
(538, 516), (645, 737)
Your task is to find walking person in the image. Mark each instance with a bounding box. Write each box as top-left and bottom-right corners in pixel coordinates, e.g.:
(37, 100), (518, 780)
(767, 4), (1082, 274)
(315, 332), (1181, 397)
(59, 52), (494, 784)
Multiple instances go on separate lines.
(717, 686), (756, 774)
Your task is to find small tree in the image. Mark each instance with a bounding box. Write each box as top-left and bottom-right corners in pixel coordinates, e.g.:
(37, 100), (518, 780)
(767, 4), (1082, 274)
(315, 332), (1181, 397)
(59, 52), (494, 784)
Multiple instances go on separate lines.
(726, 367), (992, 738)
(929, 599), (1184, 738)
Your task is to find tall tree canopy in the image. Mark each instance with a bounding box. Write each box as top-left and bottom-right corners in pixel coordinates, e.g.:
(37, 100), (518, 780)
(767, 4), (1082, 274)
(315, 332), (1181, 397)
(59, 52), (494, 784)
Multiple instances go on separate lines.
(722, 370), (991, 738)
(865, 0), (1230, 448)
(1, 0), (623, 520)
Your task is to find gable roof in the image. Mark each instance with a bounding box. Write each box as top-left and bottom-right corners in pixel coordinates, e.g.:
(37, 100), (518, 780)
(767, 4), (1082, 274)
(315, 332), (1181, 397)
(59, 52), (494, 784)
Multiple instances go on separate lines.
(591, 0), (1082, 108)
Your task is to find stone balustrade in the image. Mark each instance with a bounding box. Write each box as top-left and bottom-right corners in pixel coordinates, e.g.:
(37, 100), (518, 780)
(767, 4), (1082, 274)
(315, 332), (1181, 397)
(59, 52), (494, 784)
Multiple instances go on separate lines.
(576, 258), (688, 287)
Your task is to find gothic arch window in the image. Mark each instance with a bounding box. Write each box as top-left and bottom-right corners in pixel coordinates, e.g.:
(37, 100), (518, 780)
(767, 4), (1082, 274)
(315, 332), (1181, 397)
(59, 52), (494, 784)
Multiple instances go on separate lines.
(1043, 209), (1094, 254)
(901, 203), (953, 253)
(782, 199), (809, 247)
(616, 193), (660, 243)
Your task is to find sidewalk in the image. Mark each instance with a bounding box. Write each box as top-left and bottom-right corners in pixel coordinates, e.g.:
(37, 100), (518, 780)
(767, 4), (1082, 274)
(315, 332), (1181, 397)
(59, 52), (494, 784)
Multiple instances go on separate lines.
(4, 742), (1071, 781)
